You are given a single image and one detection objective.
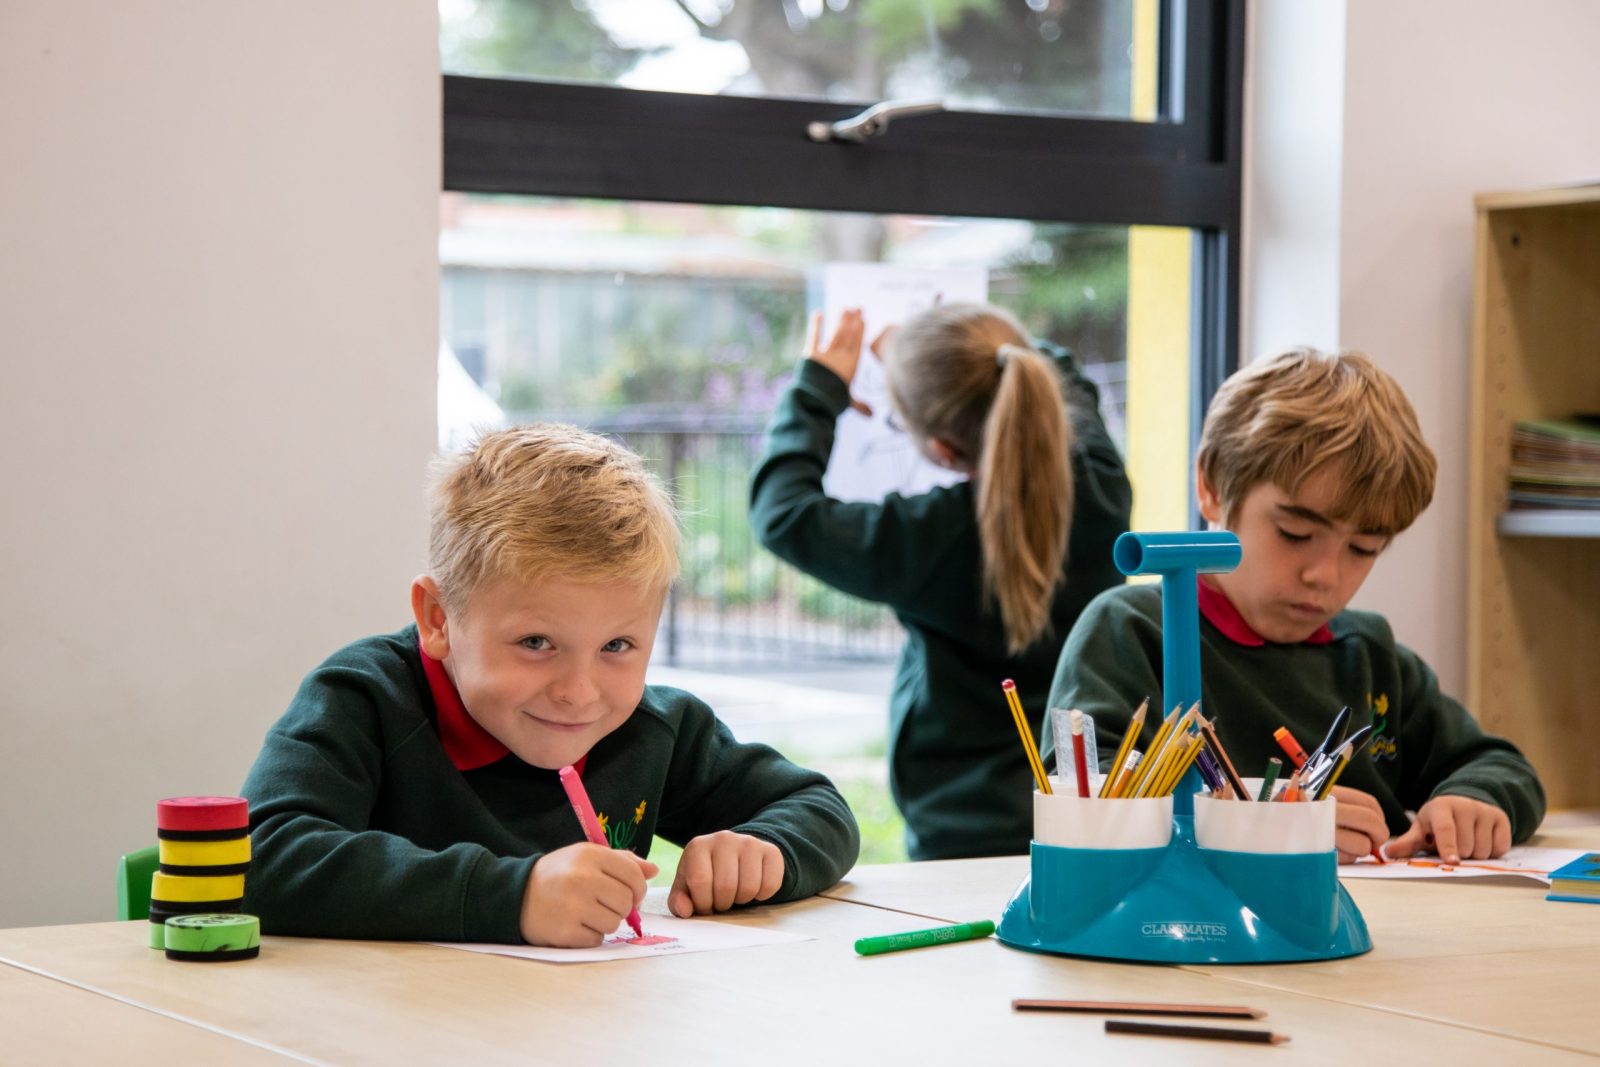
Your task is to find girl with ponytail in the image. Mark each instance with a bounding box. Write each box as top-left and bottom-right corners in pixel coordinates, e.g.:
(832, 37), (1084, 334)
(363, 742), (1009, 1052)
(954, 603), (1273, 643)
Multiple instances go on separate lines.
(751, 303), (1131, 860)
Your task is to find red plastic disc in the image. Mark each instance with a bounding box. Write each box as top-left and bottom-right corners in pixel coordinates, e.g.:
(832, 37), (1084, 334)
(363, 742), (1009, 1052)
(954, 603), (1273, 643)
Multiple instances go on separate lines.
(156, 796), (249, 832)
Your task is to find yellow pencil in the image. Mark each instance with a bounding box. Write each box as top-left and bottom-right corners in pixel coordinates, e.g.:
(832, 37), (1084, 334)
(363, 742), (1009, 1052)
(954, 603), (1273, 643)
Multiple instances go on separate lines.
(1002, 679), (1051, 795)
(1151, 733), (1206, 797)
(1136, 704), (1199, 797)
(1098, 699), (1149, 798)
(1123, 704), (1182, 797)
(1138, 729), (1191, 798)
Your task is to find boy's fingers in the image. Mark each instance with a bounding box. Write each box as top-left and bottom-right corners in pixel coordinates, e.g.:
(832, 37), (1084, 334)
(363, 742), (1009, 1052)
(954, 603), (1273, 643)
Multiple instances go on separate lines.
(1384, 821), (1425, 858)
(804, 311), (822, 357)
(1431, 814), (1460, 863)
(673, 841), (714, 916)
(1492, 813), (1512, 858)
(758, 846), (784, 901)
(666, 884), (692, 919)
(632, 856), (659, 896)
(712, 843), (741, 911)
(734, 848), (765, 905)
(849, 398), (873, 417)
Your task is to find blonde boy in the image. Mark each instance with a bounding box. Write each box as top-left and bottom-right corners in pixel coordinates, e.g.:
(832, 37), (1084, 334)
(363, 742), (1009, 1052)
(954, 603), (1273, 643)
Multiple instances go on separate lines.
(243, 425), (858, 945)
(1049, 349), (1544, 862)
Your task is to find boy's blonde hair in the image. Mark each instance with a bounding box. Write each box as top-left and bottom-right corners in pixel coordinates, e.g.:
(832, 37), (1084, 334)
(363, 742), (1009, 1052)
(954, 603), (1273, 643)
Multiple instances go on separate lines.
(428, 424), (680, 613)
(1197, 348), (1437, 535)
(885, 302), (1074, 654)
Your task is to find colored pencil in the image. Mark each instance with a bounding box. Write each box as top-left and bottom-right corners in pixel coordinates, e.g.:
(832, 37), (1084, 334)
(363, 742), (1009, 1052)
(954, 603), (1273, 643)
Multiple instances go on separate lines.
(1257, 756), (1283, 801)
(1069, 710), (1091, 798)
(1098, 699), (1148, 798)
(1123, 704), (1181, 797)
(1198, 718), (1251, 801)
(1012, 999), (1264, 1019)
(1104, 1020), (1290, 1045)
(1107, 750), (1141, 799)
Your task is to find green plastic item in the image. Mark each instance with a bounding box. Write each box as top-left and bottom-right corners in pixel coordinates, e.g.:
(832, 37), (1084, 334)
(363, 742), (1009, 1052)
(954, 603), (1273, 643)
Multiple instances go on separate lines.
(116, 845), (158, 921)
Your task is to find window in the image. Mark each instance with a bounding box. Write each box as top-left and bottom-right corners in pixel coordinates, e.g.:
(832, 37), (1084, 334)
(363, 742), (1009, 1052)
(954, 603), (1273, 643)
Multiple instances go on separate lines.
(438, 0), (1244, 863)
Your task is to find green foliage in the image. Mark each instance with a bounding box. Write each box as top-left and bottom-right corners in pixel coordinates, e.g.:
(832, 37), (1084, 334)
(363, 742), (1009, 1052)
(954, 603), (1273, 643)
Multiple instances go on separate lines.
(645, 764), (907, 890)
(440, 0), (644, 81)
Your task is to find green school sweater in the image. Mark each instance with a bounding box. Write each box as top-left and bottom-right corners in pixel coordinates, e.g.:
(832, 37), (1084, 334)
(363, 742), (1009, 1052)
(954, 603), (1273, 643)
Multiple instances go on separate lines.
(240, 627), (860, 942)
(749, 352), (1132, 861)
(1045, 584), (1546, 840)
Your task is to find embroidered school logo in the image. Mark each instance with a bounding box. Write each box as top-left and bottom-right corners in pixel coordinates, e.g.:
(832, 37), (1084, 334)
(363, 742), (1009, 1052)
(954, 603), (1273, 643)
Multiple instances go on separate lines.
(1367, 692), (1397, 761)
(1141, 920), (1228, 942)
(597, 799), (648, 850)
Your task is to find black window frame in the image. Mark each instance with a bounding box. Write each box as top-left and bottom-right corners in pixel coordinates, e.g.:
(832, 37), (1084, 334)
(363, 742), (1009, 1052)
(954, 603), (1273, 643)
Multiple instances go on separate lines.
(442, 0), (1245, 459)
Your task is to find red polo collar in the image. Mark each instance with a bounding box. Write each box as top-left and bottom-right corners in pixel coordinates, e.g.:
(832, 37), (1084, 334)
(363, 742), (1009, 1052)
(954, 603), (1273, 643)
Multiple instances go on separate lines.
(1197, 577), (1333, 647)
(418, 636), (511, 771)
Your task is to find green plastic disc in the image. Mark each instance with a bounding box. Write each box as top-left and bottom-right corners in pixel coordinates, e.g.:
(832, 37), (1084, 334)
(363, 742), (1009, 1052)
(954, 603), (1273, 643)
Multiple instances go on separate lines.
(162, 912), (260, 956)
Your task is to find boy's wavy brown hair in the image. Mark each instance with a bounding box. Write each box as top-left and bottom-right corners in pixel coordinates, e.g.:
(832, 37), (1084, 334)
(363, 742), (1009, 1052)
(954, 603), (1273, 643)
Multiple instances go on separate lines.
(427, 424), (680, 612)
(1197, 348), (1437, 535)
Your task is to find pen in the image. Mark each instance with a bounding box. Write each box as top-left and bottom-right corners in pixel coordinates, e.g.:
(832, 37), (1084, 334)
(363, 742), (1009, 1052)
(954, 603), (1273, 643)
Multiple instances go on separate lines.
(1305, 705), (1351, 767)
(558, 764), (643, 940)
(855, 920), (995, 956)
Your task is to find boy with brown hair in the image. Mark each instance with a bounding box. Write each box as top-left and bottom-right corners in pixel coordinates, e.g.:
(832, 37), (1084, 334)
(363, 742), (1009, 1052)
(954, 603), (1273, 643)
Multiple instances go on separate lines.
(242, 425), (859, 945)
(1048, 348), (1544, 863)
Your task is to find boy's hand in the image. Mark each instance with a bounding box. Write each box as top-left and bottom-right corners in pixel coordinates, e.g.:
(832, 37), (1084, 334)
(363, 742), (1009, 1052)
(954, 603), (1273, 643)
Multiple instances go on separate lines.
(520, 842), (657, 947)
(667, 830), (784, 918)
(1329, 786), (1389, 864)
(1384, 795), (1512, 864)
(804, 309), (873, 415)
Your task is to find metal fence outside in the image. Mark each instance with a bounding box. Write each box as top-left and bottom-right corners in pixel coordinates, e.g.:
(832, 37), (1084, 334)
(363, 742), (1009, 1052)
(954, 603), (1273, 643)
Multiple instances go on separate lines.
(520, 356), (1125, 671)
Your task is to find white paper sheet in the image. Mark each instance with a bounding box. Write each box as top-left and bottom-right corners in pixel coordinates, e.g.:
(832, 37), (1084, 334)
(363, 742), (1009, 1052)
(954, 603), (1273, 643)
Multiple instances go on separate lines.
(431, 910), (812, 964)
(811, 262), (987, 503)
(1337, 845), (1587, 886)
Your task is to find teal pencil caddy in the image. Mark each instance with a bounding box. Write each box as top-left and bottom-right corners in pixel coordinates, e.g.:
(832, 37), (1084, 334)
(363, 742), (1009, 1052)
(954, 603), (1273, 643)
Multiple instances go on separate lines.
(996, 531), (1372, 964)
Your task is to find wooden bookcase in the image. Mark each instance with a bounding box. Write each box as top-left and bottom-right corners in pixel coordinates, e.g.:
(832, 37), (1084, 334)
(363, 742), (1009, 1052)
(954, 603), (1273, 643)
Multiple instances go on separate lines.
(1467, 184), (1600, 810)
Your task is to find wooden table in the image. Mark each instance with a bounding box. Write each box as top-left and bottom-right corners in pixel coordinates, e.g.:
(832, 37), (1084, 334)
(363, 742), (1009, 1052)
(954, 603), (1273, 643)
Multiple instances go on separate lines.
(3, 832), (1597, 1064)
(822, 825), (1600, 1059)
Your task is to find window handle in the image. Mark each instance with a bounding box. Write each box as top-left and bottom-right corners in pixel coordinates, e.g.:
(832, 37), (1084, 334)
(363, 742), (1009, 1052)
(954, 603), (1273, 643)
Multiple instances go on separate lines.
(806, 99), (944, 143)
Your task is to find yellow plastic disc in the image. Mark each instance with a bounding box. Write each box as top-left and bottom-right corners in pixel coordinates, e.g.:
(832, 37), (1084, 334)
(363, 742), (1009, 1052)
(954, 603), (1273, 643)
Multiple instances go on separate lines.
(150, 871), (246, 903)
(159, 835), (251, 868)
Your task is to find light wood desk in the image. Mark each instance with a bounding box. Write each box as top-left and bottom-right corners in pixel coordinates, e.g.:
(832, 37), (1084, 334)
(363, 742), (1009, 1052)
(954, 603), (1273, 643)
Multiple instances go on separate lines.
(8, 887), (1597, 1065)
(822, 826), (1600, 1058)
(0, 961), (288, 1065)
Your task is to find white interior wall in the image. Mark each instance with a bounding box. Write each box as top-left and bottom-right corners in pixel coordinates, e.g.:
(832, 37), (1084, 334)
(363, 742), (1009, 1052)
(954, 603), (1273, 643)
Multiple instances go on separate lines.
(1246, 0), (1600, 696)
(0, 2), (439, 928)
(1240, 0), (1346, 361)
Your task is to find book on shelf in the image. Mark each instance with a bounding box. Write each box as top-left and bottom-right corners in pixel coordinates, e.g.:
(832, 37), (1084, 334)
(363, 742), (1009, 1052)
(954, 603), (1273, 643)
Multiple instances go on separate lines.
(1509, 419), (1600, 509)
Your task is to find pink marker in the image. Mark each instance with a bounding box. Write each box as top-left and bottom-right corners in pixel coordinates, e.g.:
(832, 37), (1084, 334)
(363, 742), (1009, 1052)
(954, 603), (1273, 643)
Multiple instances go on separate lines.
(558, 764), (643, 940)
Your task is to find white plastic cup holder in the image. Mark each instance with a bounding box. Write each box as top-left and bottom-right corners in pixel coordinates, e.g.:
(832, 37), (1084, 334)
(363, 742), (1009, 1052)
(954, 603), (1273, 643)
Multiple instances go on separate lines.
(1033, 777), (1174, 850)
(1192, 777), (1336, 854)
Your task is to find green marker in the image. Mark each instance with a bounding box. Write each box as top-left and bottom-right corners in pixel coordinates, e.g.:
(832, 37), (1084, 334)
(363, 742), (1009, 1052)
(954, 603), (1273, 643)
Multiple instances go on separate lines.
(855, 920), (995, 956)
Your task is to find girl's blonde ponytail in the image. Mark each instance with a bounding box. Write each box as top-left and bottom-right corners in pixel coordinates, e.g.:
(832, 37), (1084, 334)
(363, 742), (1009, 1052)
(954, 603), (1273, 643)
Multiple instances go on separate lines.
(885, 305), (1075, 653)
